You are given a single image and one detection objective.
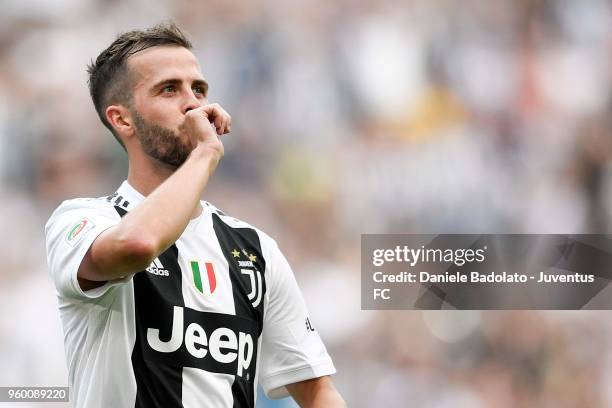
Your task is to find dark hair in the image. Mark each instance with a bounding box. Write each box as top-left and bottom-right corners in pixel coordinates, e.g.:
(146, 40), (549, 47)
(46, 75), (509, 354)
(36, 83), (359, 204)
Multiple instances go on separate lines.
(87, 22), (192, 148)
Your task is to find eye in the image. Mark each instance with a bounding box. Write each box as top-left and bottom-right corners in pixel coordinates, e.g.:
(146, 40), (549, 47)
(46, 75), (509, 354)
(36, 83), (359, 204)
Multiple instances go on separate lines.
(193, 86), (205, 96)
(161, 85), (176, 94)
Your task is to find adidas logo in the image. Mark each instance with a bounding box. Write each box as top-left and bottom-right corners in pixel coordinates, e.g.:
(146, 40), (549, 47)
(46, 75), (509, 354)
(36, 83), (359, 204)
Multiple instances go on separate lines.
(146, 258), (169, 277)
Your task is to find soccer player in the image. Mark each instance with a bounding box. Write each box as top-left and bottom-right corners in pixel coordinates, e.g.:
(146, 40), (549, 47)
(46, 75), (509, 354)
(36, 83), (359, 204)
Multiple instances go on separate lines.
(44, 23), (345, 408)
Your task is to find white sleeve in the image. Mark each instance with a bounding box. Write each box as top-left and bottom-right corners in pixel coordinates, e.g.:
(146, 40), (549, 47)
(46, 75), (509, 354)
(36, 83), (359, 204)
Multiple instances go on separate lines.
(259, 240), (336, 399)
(44, 198), (126, 300)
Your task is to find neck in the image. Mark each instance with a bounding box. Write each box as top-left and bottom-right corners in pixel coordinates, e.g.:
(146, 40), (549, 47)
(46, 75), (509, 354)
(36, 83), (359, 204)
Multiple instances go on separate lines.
(126, 151), (203, 219)
(127, 156), (174, 197)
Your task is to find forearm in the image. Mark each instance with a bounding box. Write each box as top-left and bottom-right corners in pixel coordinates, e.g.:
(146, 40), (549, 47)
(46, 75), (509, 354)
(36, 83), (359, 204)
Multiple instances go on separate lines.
(119, 145), (218, 253)
(79, 104), (230, 283)
(84, 146), (219, 280)
(299, 389), (346, 408)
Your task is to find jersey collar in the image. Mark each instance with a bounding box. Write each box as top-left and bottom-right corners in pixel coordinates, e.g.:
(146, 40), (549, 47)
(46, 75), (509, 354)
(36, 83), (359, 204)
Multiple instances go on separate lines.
(113, 181), (206, 228)
(114, 180), (146, 210)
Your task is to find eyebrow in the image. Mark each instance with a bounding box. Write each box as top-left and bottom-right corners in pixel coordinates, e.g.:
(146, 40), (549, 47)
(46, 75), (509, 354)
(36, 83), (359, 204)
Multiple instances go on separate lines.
(150, 78), (209, 95)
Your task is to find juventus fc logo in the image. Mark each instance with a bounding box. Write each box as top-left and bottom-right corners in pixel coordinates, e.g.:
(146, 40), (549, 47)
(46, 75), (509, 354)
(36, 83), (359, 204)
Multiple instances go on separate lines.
(241, 269), (262, 308)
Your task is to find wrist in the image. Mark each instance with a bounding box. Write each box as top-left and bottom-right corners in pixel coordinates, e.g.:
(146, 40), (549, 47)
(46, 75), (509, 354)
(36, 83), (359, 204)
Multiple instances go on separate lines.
(188, 144), (223, 172)
(190, 143), (220, 160)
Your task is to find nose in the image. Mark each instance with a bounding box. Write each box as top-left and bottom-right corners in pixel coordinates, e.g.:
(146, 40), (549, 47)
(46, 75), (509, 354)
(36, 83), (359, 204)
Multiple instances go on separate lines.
(182, 92), (201, 114)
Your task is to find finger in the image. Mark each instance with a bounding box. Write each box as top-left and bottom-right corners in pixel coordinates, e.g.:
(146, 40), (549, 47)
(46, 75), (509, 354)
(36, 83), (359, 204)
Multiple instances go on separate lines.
(211, 110), (225, 133)
(215, 113), (229, 135)
(200, 104), (217, 122)
(219, 116), (229, 135)
(218, 113), (228, 135)
(202, 104), (229, 134)
(196, 106), (210, 121)
(224, 115), (232, 134)
(215, 111), (229, 135)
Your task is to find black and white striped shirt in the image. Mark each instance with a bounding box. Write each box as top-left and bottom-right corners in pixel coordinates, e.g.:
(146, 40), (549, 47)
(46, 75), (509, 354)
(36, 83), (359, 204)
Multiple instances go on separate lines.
(45, 180), (335, 408)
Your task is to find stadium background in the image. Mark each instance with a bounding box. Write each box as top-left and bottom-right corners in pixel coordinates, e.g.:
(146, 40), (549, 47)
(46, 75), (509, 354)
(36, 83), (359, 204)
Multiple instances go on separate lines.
(1, 0), (612, 406)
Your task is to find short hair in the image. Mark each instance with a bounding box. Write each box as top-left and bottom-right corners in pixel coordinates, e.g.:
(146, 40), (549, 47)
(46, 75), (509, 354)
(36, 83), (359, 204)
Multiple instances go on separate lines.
(87, 22), (192, 148)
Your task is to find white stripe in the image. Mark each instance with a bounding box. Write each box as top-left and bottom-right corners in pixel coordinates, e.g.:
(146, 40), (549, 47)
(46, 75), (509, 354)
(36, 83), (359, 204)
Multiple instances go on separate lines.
(241, 269), (256, 301)
(154, 258), (163, 268)
(182, 368), (234, 408)
(252, 271), (262, 308)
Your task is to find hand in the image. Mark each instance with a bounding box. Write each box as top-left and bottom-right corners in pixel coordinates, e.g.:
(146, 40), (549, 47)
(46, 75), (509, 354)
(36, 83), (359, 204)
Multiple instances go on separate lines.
(180, 103), (231, 164)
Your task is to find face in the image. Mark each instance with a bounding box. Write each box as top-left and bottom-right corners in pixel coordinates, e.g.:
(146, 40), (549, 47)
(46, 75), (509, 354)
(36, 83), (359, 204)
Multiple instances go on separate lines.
(126, 45), (209, 167)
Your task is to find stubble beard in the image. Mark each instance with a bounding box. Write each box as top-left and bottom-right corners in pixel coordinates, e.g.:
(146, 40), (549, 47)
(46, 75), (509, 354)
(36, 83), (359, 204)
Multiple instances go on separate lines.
(132, 110), (192, 168)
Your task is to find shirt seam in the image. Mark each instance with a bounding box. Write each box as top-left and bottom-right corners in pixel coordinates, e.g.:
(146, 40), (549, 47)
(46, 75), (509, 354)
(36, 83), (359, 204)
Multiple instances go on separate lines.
(260, 359), (334, 381)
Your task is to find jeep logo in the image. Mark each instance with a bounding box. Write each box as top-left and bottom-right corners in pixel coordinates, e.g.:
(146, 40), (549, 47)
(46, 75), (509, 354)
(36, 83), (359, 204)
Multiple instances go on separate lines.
(146, 306), (253, 377)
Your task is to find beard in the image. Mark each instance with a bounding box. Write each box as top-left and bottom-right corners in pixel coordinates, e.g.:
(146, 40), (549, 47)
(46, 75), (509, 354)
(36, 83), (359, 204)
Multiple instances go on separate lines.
(132, 110), (191, 168)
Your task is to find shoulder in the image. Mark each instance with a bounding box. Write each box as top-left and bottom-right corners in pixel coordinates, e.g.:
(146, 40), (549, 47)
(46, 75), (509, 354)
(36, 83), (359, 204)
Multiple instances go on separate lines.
(45, 195), (119, 229)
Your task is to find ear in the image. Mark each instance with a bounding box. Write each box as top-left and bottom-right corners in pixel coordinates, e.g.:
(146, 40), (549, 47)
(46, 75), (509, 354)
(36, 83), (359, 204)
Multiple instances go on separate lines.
(106, 104), (134, 140)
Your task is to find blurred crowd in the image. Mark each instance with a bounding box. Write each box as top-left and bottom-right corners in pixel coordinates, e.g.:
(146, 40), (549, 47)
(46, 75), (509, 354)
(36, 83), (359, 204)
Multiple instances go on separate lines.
(2, 0), (612, 407)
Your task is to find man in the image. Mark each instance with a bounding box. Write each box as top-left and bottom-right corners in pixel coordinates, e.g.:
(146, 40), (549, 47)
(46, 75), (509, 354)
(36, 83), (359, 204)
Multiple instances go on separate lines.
(45, 23), (345, 408)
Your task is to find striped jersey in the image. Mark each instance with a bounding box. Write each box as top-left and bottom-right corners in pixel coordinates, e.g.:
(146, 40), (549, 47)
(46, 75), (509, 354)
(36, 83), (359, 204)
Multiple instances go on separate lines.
(44, 181), (335, 408)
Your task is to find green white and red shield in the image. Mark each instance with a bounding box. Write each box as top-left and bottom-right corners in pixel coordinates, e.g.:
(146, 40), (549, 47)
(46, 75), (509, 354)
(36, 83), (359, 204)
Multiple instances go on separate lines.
(190, 261), (217, 295)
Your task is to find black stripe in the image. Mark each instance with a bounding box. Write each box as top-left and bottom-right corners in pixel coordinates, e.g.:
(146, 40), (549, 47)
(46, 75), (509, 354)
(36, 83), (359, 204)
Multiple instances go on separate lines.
(114, 206), (185, 408)
(212, 213), (266, 408)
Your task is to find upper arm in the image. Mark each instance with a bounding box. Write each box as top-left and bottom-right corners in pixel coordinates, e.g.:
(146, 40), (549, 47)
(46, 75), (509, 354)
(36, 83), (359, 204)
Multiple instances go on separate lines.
(258, 240), (336, 399)
(76, 221), (155, 282)
(286, 376), (346, 408)
(45, 199), (131, 299)
(76, 227), (123, 291)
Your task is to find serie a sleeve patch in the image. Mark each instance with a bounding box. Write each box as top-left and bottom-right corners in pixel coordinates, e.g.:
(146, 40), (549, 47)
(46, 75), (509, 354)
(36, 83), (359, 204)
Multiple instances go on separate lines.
(65, 217), (96, 247)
